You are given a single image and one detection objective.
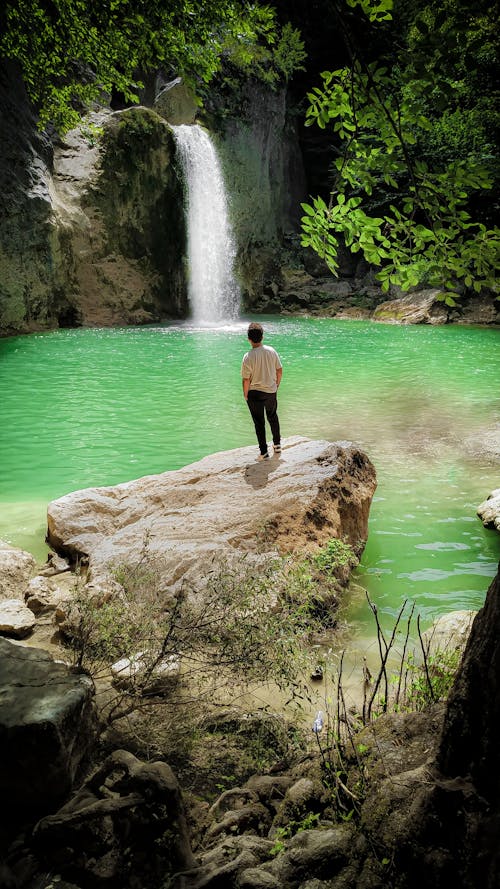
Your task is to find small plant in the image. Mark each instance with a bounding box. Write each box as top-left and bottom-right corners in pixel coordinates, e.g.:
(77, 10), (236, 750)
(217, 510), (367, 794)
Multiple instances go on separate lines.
(270, 812), (321, 856)
(312, 538), (357, 575)
(80, 121), (104, 147)
(404, 647), (462, 711)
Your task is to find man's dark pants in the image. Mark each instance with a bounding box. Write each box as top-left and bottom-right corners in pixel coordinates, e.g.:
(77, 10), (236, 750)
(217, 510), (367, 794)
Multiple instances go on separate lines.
(247, 390), (280, 455)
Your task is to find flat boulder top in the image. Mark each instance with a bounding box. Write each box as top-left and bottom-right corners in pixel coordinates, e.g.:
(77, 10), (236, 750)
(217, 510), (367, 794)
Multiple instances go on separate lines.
(47, 437), (376, 587)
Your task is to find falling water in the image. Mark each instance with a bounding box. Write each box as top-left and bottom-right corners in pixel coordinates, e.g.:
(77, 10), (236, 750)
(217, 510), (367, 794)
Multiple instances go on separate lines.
(172, 124), (240, 324)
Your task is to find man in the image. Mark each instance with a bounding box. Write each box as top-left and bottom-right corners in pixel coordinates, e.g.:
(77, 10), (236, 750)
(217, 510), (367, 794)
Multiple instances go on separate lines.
(241, 322), (282, 461)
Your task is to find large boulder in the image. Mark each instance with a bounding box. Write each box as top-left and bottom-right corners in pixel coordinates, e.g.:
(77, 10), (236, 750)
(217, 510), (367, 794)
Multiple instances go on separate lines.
(0, 637), (96, 826)
(51, 105), (187, 326)
(477, 488), (500, 532)
(46, 437), (377, 592)
(373, 289), (450, 324)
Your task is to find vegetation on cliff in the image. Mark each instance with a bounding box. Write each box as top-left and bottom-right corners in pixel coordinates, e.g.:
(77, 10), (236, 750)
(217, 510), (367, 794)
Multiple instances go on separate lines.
(0, 0), (305, 132)
(300, 0), (499, 297)
(1, 0), (497, 303)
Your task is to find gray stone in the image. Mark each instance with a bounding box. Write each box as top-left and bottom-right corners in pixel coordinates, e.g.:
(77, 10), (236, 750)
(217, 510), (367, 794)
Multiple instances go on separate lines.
(0, 541), (36, 600)
(111, 650), (180, 693)
(154, 77), (198, 124)
(0, 637), (96, 822)
(0, 597), (36, 637)
(373, 289), (450, 324)
(422, 610), (476, 656)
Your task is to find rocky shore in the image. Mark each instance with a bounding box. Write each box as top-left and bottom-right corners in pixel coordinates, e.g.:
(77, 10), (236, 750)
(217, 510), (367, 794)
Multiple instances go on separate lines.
(1, 444), (499, 888)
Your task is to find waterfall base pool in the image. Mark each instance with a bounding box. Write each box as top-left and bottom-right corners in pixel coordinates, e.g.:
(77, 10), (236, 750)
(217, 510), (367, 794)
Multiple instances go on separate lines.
(1, 317), (498, 644)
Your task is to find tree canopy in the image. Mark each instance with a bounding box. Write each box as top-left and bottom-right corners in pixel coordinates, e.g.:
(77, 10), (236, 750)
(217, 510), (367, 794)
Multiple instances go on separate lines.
(300, 0), (499, 296)
(1, 0), (497, 296)
(0, 0), (304, 131)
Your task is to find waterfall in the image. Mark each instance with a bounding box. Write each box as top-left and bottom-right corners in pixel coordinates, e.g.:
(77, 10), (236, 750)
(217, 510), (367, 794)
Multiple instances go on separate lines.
(172, 124), (240, 324)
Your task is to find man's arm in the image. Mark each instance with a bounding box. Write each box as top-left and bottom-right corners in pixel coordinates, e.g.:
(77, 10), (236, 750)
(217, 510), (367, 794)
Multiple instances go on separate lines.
(276, 367), (283, 388)
(242, 378), (250, 400)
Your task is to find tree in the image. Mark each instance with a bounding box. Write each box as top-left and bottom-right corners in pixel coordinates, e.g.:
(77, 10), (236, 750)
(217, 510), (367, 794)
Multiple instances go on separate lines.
(0, 0), (296, 132)
(300, 0), (499, 298)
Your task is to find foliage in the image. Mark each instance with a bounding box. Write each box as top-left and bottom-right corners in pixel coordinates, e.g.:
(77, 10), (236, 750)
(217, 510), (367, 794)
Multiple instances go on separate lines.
(300, 0), (499, 296)
(308, 595), (468, 826)
(312, 538), (357, 575)
(221, 18), (306, 87)
(403, 647), (462, 711)
(0, 0), (304, 132)
(270, 811), (321, 856)
(63, 545), (322, 731)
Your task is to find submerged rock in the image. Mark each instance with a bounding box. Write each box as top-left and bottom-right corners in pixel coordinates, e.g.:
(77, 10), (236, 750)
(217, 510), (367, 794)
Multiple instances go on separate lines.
(46, 437), (377, 594)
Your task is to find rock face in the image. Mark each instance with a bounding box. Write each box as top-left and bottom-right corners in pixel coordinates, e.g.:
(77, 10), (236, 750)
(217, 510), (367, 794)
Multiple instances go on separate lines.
(0, 637), (96, 827)
(438, 568), (500, 803)
(206, 80), (308, 306)
(46, 437), (377, 591)
(33, 749), (195, 887)
(49, 105), (187, 327)
(0, 60), (187, 334)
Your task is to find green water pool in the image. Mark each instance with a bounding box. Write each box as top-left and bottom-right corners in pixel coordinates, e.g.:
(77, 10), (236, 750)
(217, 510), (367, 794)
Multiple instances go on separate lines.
(1, 316), (498, 636)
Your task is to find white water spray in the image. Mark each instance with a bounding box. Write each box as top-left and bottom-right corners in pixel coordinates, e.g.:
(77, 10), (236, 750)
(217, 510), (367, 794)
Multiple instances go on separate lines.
(172, 124), (240, 324)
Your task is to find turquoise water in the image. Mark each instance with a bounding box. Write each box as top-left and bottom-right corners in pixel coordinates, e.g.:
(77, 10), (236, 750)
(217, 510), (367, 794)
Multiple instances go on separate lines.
(1, 317), (498, 634)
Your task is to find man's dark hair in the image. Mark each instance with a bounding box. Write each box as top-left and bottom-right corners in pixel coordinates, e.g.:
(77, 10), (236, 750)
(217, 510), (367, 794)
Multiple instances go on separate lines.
(248, 322), (264, 343)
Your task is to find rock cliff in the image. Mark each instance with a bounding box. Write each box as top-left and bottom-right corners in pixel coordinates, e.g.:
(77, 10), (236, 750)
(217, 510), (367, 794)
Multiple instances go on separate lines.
(0, 62), (187, 334)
